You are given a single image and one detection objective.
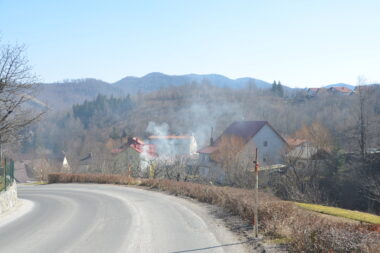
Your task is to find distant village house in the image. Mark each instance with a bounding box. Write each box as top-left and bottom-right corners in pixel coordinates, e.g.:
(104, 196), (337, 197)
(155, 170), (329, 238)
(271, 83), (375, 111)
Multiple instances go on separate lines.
(111, 137), (157, 174)
(198, 121), (288, 181)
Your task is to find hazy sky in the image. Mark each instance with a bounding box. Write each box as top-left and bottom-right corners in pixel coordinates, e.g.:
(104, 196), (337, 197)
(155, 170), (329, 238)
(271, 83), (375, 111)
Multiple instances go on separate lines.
(1, 0), (379, 87)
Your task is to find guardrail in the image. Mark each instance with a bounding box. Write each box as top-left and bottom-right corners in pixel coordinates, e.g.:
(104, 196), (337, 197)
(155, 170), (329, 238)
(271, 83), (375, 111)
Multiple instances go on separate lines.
(0, 158), (15, 192)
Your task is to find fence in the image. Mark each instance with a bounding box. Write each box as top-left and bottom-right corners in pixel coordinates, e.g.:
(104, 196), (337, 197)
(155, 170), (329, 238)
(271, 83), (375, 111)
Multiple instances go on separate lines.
(0, 158), (15, 192)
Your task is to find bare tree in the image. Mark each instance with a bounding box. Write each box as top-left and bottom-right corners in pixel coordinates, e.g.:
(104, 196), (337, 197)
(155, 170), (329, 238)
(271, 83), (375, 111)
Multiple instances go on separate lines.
(270, 122), (334, 204)
(362, 167), (380, 206)
(0, 41), (43, 147)
(356, 77), (370, 158)
(211, 135), (256, 187)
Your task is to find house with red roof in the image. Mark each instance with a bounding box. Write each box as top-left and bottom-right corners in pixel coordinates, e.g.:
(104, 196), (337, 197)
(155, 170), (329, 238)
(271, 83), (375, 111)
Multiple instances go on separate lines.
(111, 137), (157, 157)
(111, 137), (157, 174)
(307, 86), (353, 97)
(327, 86), (353, 95)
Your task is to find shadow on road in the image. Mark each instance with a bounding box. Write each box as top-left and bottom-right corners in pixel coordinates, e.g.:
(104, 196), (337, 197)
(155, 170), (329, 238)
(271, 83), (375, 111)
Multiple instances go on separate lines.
(169, 240), (252, 253)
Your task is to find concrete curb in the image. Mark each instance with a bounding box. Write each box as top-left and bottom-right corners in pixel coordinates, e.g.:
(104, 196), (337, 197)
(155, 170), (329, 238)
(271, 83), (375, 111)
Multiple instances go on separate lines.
(0, 181), (18, 214)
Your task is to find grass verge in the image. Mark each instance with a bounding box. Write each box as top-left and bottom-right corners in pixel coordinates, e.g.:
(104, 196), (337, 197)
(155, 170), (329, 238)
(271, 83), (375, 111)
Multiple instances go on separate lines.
(23, 181), (49, 185)
(296, 202), (380, 224)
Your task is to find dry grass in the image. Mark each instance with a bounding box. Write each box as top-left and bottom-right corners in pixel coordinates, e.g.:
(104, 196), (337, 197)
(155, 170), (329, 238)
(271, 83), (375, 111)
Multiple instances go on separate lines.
(296, 202), (380, 224)
(48, 173), (380, 252)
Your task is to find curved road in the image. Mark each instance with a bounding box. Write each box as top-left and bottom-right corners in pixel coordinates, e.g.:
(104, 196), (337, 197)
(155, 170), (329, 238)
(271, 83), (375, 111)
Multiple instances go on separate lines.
(0, 184), (248, 253)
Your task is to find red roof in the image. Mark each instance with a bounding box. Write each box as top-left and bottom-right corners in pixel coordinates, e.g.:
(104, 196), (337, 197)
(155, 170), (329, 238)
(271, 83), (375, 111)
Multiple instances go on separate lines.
(329, 86), (352, 93)
(221, 121), (267, 141)
(112, 137), (157, 157)
(130, 143), (157, 157)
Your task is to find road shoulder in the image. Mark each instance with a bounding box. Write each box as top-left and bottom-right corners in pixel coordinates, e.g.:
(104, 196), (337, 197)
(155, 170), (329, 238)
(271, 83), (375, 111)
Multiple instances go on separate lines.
(129, 185), (288, 252)
(0, 199), (34, 227)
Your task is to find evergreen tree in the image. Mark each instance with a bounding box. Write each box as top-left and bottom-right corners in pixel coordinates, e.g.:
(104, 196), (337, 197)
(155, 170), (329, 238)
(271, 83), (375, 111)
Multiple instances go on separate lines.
(272, 80), (277, 93)
(72, 94), (134, 129)
(277, 81), (284, 97)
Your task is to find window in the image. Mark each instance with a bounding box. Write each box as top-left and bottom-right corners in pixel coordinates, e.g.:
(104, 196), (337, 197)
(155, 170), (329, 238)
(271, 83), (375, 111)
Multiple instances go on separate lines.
(263, 141), (268, 147)
(201, 154), (209, 162)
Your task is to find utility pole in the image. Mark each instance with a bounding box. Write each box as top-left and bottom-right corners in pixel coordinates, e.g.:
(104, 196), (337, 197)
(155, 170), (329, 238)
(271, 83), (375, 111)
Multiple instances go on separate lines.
(253, 148), (259, 238)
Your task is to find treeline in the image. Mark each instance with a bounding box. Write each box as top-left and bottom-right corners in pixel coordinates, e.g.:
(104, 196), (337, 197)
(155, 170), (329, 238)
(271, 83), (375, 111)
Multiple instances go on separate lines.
(72, 94), (133, 129)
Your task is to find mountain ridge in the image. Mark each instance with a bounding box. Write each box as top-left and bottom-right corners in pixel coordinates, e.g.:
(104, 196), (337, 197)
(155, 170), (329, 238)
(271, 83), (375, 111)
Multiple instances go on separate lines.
(35, 73), (358, 111)
(112, 72), (273, 93)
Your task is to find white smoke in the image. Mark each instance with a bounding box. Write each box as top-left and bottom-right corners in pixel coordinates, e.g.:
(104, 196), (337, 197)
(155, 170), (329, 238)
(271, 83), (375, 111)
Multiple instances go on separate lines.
(174, 102), (245, 148)
(139, 144), (152, 172)
(146, 122), (174, 157)
(147, 122), (170, 136)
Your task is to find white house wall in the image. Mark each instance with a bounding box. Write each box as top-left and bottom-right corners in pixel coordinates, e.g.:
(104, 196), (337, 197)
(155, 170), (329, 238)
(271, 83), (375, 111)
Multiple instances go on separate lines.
(251, 124), (286, 165)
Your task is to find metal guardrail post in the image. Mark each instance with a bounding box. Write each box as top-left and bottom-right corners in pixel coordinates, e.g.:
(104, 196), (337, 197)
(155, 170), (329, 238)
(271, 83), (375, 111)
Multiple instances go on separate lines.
(11, 159), (14, 180)
(0, 159), (5, 191)
(0, 158), (14, 191)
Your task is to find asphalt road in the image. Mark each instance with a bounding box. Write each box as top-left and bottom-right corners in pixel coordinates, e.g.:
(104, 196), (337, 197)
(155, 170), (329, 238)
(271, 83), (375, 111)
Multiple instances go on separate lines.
(0, 184), (249, 253)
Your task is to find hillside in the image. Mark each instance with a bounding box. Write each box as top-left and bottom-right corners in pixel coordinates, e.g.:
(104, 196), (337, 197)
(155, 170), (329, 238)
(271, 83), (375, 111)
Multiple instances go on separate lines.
(35, 73), (365, 111)
(36, 78), (125, 110)
(113, 72), (272, 93)
(36, 73), (273, 110)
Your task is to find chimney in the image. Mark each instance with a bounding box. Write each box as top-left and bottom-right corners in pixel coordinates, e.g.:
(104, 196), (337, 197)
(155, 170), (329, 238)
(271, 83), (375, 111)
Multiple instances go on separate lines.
(210, 127), (214, 146)
(127, 136), (134, 145)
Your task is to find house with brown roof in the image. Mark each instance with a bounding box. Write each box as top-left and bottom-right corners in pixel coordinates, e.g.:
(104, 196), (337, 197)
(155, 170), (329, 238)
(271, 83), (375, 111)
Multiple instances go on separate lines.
(198, 121), (288, 181)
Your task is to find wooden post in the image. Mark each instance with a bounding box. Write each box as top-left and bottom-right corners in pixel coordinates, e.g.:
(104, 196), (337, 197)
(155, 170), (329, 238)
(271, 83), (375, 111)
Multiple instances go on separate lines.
(254, 148), (259, 238)
(127, 164), (131, 179)
(4, 158), (7, 191)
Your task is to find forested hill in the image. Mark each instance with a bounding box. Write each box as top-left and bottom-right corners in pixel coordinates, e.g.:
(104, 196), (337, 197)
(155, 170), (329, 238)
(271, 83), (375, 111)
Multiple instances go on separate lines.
(36, 72), (356, 111)
(37, 78), (124, 110)
(36, 73), (273, 110)
(113, 72), (272, 93)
